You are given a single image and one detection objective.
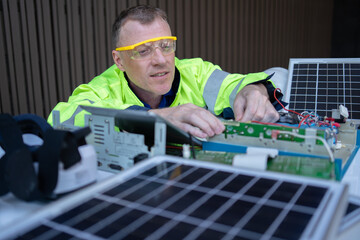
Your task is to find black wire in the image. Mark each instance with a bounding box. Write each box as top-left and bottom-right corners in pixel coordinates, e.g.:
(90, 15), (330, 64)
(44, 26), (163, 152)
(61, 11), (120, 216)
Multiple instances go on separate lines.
(189, 134), (196, 159)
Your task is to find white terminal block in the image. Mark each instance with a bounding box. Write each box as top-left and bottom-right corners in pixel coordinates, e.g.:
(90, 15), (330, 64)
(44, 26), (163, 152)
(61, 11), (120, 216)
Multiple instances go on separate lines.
(339, 104), (349, 118)
(182, 144), (191, 159)
(305, 128), (317, 147)
(233, 147), (278, 171)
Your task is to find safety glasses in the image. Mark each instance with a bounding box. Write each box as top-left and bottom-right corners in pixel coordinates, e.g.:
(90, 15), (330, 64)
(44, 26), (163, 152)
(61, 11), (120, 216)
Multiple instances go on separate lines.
(115, 36), (177, 60)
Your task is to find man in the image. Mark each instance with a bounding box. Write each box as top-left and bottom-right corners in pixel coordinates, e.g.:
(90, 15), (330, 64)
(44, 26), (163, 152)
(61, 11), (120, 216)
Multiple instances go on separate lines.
(49, 5), (281, 138)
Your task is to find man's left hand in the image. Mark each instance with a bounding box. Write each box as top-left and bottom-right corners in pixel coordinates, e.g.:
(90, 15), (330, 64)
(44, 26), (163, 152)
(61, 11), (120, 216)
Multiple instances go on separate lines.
(233, 83), (279, 122)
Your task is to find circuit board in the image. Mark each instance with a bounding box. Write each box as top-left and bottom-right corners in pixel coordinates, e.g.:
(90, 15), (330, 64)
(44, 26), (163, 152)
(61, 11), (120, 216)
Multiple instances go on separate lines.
(223, 120), (326, 145)
(194, 151), (335, 180)
(212, 120), (356, 157)
(205, 120), (359, 180)
(53, 106), (359, 181)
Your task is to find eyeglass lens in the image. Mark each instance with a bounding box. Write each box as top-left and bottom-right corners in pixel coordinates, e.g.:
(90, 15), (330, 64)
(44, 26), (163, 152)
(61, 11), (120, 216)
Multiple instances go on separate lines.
(131, 39), (176, 59)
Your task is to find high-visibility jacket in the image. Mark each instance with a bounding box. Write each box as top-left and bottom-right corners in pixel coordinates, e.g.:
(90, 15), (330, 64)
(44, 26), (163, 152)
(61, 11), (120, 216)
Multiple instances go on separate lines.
(48, 57), (273, 126)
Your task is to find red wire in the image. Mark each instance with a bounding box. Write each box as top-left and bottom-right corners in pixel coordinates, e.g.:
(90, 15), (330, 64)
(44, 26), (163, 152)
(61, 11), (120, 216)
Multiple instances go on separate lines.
(250, 88), (342, 133)
(298, 115), (309, 128)
(251, 88), (337, 129)
(273, 88), (306, 119)
(272, 87), (316, 129)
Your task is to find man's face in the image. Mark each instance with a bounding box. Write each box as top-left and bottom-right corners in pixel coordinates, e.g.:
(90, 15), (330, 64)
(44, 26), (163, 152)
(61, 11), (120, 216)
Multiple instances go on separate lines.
(113, 18), (175, 99)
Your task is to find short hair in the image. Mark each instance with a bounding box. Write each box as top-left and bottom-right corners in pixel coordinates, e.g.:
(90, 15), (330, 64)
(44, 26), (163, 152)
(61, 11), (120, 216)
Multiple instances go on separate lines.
(112, 5), (169, 49)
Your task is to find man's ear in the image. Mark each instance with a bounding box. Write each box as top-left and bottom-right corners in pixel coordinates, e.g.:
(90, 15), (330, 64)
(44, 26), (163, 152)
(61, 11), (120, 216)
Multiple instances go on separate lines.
(112, 50), (125, 71)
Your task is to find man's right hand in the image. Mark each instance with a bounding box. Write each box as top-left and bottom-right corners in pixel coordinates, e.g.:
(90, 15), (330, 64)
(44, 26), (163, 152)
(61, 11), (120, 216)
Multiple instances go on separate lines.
(149, 103), (225, 139)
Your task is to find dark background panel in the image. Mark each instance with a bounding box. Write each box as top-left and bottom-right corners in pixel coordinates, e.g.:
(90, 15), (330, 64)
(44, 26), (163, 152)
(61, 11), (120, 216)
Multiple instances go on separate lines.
(0, 0), (358, 118)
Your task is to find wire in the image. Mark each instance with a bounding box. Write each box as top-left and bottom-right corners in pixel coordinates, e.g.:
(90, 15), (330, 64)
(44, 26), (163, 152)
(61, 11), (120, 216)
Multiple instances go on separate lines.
(259, 88), (337, 163)
(298, 115), (310, 128)
(273, 88), (306, 119)
(272, 88), (340, 130)
(275, 130), (335, 163)
(270, 88), (315, 128)
(189, 134), (196, 159)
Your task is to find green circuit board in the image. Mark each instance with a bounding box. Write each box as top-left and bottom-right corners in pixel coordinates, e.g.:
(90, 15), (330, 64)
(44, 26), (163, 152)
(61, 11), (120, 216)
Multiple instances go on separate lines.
(267, 155), (334, 179)
(194, 150), (334, 180)
(223, 121), (326, 145)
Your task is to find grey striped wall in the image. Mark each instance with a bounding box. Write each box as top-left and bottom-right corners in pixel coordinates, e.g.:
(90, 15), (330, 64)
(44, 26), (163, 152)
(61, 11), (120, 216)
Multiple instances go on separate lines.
(0, 0), (334, 118)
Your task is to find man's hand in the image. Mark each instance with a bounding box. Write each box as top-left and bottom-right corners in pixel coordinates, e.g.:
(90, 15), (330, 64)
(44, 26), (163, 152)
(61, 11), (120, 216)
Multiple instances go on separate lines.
(233, 83), (279, 122)
(150, 103), (225, 139)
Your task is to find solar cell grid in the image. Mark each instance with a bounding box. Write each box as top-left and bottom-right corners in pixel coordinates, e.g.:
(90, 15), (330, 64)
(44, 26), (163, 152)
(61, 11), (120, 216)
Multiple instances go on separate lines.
(286, 59), (360, 120)
(338, 195), (360, 238)
(345, 202), (360, 215)
(3, 156), (347, 240)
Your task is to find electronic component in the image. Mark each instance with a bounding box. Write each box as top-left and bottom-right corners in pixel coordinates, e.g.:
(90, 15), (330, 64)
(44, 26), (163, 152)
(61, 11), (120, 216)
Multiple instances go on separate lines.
(205, 120), (359, 180)
(209, 121), (332, 156)
(53, 106), (201, 173)
(194, 150), (334, 180)
(53, 105), (359, 180)
(277, 112), (300, 124)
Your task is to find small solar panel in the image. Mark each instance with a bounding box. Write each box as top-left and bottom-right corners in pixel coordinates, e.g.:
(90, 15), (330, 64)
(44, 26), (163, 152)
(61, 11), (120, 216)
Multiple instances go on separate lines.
(284, 58), (360, 120)
(0, 156), (348, 240)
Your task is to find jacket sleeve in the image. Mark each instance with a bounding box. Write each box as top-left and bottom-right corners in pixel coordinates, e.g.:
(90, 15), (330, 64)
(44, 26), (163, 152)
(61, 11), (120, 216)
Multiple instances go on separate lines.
(47, 66), (142, 127)
(199, 60), (275, 116)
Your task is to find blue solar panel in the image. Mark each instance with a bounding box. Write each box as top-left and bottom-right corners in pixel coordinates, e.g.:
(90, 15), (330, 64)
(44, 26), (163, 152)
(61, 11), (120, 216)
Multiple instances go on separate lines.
(338, 195), (360, 239)
(0, 156), (348, 240)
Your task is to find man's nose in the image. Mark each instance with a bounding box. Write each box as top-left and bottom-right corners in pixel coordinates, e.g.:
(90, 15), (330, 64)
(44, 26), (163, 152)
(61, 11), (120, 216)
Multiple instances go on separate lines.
(151, 47), (167, 64)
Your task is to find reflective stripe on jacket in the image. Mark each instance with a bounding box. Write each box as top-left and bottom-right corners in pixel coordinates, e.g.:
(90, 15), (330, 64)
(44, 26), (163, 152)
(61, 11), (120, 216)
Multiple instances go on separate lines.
(48, 57), (271, 126)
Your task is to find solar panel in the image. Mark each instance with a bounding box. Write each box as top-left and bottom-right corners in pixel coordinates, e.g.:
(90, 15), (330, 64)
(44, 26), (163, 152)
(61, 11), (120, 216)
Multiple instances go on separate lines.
(284, 58), (360, 120)
(0, 156), (348, 240)
(338, 195), (360, 239)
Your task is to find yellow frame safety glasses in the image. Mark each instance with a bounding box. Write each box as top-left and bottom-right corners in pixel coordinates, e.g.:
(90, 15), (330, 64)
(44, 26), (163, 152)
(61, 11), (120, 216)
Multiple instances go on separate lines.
(115, 36), (177, 51)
